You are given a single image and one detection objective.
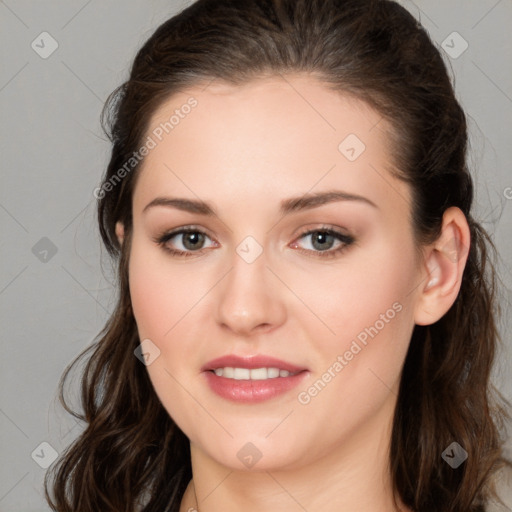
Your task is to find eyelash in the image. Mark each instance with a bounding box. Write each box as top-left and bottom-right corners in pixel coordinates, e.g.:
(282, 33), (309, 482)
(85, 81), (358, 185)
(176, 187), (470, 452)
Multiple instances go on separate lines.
(153, 225), (355, 259)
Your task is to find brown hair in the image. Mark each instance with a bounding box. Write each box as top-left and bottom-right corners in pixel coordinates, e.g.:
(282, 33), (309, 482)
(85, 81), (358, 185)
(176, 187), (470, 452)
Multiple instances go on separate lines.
(45, 0), (511, 510)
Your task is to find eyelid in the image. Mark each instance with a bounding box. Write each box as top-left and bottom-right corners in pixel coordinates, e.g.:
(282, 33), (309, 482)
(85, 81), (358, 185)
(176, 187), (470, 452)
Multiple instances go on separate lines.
(293, 224), (352, 240)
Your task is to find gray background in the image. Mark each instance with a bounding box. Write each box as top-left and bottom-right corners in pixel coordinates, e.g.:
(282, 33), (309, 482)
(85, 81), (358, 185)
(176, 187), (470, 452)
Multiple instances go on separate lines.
(1, 0), (511, 510)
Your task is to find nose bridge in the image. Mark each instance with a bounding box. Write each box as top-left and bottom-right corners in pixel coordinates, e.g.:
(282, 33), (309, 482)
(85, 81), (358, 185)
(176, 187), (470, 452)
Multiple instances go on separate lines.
(214, 237), (286, 335)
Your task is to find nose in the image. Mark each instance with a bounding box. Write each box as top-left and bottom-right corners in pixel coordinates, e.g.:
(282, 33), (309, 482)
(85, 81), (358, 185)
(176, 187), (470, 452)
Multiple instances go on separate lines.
(214, 248), (287, 337)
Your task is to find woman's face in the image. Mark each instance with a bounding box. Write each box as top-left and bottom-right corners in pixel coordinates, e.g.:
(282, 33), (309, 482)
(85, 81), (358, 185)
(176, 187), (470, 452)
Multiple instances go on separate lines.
(125, 74), (428, 471)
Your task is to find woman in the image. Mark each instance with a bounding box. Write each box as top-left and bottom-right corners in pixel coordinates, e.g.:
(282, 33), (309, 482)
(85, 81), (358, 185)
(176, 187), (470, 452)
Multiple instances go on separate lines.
(45, 0), (511, 510)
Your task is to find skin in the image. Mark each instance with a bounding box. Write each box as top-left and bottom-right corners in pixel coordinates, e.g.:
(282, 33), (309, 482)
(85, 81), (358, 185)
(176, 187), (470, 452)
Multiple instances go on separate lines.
(115, 73), (470, 512)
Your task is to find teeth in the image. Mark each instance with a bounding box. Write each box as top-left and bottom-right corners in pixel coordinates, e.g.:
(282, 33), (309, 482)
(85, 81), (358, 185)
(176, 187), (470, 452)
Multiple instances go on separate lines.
(233, 368), (250, 380)
(249, 368), (267, 380)
(211, 367), (298, 380)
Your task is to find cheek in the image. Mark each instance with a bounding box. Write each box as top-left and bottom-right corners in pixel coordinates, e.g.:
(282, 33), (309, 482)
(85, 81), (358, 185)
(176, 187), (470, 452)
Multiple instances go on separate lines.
(127, 238), (216, 380)
(128, 242), (208, 430)
(128, 255), (170, 340)
(291, 255), (416, 450)
(297, 243), (416, 347)
(293, 238), (418, 407)
(128, 240), (202, 339)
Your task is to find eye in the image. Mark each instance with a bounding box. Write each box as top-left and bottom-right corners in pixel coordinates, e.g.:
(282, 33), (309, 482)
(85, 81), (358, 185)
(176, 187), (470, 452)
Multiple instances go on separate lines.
(153, 226), (217, 257)
(291, 227), (355, 259)
(153, 225), (355, 259)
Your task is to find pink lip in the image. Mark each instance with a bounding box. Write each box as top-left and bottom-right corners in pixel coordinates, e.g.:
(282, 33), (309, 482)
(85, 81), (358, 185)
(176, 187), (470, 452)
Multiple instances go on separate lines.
(201, 354), (309, 403)
(201, 354), (307, 373)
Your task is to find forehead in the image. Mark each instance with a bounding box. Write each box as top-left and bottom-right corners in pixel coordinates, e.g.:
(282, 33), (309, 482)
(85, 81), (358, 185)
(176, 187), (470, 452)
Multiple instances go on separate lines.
(148, 74), (390, 154)
(133, 74), (410, 217)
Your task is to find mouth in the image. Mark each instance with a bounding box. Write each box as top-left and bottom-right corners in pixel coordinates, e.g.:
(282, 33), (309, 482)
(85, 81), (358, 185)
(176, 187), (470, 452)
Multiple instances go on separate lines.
(201, 354), (309, 403)
(201, 354), (307, 379)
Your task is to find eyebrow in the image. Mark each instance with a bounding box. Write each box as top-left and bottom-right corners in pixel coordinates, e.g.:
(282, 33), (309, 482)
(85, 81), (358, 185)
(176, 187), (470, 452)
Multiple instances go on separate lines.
(142, 190), (378, 216)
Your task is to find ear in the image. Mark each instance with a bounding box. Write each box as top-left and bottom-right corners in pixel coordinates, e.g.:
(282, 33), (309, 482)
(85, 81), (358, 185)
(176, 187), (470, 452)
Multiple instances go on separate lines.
(414, 207), (470, 326)
(115, 221), (125, 246)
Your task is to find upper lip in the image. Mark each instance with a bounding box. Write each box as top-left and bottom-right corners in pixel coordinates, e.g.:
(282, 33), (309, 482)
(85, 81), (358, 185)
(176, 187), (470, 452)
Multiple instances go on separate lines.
(201, 355), (307, 373)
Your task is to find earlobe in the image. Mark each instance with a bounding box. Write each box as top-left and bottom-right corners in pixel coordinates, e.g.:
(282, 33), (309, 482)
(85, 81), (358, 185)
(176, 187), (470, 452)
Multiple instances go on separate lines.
(414, 207), (470, 326)
(115, 221), (125, 245)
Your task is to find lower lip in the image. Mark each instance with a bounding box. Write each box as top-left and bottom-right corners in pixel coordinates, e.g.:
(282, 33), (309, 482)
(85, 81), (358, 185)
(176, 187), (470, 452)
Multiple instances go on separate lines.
(203, 370), (308, 403)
